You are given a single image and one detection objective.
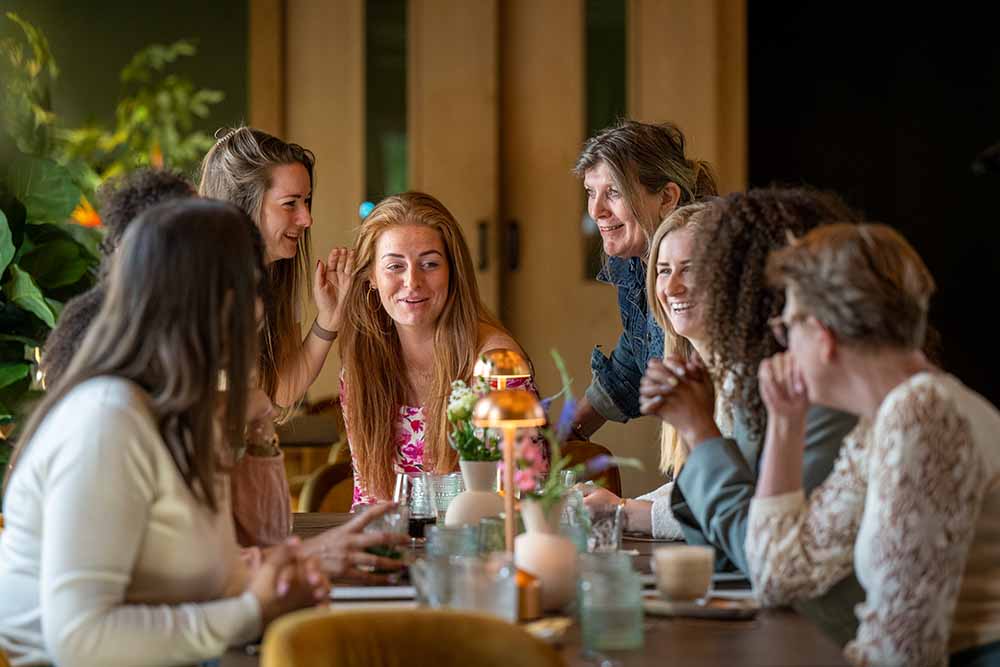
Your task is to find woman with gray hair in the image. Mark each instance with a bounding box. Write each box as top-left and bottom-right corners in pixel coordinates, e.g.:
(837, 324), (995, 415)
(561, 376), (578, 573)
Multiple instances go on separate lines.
(570, 119), (718, 440)
(748, 224), (1000, 666)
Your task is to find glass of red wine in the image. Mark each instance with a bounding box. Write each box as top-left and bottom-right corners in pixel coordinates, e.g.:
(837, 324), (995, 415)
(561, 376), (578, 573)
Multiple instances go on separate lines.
(394, 471), (436, 545)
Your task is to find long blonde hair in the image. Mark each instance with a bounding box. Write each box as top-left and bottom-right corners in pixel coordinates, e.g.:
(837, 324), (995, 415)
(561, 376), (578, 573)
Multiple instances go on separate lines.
(198, 126), (315, 406)
(340, 192), (506, 500)
(645, 202), (720, 475)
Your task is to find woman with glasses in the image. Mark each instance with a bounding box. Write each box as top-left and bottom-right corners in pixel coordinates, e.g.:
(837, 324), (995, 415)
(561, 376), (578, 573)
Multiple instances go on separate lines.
(747, 224), (1000, 666)
(636, 188), (864, 646)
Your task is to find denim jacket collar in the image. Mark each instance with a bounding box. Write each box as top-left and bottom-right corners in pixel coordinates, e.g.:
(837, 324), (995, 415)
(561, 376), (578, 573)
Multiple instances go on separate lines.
(596, 255), (645, 288)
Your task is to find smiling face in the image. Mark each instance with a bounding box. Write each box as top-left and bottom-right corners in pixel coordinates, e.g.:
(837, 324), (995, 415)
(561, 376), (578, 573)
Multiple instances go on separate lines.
(655, 227), (708, 347)
(259, 162), (312, 264)
(584, 160), (671, 259)
(371, 225), (450, 332)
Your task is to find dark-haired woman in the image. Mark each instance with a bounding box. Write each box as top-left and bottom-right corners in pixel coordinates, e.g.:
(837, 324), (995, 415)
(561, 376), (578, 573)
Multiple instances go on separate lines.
(0, 199), (329, 667)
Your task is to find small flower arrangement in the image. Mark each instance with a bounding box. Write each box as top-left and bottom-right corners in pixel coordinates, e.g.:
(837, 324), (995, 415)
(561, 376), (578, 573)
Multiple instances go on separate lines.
(447, 377), (501, 461)
(516, 351), (640, 517)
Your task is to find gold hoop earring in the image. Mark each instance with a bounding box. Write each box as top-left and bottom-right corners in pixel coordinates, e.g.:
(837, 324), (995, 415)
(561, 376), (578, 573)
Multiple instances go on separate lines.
(366, 284), (381, 311)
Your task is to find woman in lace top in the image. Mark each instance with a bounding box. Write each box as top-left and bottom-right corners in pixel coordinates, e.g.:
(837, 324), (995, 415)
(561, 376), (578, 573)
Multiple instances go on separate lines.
(748, 224), (1000, 666)
(339, 192), (537, 506)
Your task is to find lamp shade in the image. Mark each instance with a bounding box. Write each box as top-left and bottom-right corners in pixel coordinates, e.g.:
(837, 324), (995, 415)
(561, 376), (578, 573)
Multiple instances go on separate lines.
(472, 390), (546, 428)
(473, 349), (531, 381)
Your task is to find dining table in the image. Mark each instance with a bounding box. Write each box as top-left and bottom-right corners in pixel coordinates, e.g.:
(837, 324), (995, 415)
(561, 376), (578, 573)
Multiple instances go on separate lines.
(222, 512), (849, 667)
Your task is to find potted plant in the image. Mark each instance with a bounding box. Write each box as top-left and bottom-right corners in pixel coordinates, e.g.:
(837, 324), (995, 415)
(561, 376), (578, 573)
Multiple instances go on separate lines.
(443, 377), (505, 526)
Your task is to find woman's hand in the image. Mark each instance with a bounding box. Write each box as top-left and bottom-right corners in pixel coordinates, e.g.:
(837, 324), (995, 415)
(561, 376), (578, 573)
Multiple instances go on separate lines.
(580, 485), (621, 508)
(314, 247), (354, 333)
(758, 352), (809, 427)
(248, 537), (330, 626)
(639, 356), (720, 448)
(301, 503), (409, 582)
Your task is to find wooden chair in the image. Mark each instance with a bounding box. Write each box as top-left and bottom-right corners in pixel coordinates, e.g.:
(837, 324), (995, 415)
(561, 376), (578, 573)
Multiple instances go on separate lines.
(261, 608), (562, 667)
(297, 461), (354, 513)
(561, 439), (622, 497)
(0, 648), (10, 667)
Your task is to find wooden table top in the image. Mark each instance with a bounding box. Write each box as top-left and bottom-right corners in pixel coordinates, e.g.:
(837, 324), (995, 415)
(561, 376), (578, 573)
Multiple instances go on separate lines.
(222, 513), (849, 667)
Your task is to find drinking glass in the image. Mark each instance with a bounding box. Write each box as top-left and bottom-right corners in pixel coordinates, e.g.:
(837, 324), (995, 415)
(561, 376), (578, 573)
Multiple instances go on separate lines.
(425, 524), (478, 558)
(426, 472), (464, 522)
(587, 503), (624, 553)
(394, 471), (436, 544)
(578, 552), (644, 651)
(361, 505), (409, 574)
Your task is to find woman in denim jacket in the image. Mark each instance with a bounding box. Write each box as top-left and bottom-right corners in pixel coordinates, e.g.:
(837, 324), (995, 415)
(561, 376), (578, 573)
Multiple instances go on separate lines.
(570, 120), (718, 438)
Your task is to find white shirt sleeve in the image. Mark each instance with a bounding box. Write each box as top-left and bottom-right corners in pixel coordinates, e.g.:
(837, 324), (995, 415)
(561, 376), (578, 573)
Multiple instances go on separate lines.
(636, 482), (685, 540)
(39, 403), (261, 667)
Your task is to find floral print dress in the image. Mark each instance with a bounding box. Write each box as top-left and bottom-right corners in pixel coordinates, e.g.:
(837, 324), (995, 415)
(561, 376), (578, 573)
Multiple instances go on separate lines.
(347, 375), (540, 508)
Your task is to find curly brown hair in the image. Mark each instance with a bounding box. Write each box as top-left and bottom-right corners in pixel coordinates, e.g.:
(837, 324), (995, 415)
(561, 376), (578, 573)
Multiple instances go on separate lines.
(694, 187), (861, 442)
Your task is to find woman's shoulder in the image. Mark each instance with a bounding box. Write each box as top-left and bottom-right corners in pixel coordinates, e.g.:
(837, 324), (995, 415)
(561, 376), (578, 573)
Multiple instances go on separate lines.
(476, 322), (526, 359)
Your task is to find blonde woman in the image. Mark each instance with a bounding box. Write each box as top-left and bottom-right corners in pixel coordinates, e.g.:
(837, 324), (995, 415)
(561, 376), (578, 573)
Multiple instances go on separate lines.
(340, 192), (534, 506)
(580, 203), (720, 538)
(748, 224), (1000, 666)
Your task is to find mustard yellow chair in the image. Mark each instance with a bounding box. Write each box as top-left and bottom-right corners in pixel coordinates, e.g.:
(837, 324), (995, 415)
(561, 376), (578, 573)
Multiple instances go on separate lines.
(261, 608), (564, 667)
(0, 648), (9, 667)
(297, 460), (354, 513)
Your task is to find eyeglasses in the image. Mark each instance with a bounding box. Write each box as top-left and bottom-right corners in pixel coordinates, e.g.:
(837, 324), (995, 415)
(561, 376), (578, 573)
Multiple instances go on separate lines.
(768, 313), (810, 348)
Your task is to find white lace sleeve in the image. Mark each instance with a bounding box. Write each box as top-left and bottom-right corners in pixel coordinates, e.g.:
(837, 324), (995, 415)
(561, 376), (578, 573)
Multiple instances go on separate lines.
(746, 423), (869, 607)
(845, 381), (987, 667)
(636, 482), (684, 540)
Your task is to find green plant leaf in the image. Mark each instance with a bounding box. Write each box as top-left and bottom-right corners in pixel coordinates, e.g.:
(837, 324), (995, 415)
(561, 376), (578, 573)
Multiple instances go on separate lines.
(20, 238), (89, 288)
(52, 222), (102, 261)
(7, 155), (80, 225)
(0, 362), (30, 389)
(0, 209), (14, 276)
(4, 264), (54, 327)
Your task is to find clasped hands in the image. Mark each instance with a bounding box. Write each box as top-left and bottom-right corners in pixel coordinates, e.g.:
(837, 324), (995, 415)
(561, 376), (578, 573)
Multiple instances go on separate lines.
(638, 355), (721, 450)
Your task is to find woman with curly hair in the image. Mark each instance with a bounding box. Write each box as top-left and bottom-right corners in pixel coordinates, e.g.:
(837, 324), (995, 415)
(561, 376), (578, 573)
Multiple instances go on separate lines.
(570, 119), (718, 439)
(638, 187), (865, 645)
(41, 168), (196, 386)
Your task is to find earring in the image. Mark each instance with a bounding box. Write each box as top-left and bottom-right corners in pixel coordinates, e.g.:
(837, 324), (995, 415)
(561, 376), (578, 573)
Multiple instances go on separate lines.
(366, 283), (381, 310)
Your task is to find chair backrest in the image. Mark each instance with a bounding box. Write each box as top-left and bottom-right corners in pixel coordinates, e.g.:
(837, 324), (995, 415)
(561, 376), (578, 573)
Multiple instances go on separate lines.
(0, 646), (10, 667)
(561, 439), (622, 497)
(261, 608), (563, 667)
(297, 461), (354, 513)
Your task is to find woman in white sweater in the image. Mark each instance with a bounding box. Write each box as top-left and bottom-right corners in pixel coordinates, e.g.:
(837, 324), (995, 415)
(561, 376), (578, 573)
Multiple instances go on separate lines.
(0, 199), (330, 667)
(748, 223), (1000, 666)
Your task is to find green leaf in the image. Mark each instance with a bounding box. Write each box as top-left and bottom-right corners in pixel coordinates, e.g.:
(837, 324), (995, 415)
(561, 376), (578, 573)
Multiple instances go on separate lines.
(0, 333), (39, 346)
(0, 362), (29, 389)
(4, 264), (54, 327)
(52, 222), (102, 261)
(0, 209), (13, 276)
(20, 238), (89, 288)
(7, 155), (80, 225)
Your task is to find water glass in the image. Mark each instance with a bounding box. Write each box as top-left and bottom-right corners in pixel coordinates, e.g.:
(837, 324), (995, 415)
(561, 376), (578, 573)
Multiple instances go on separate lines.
(426, 472), (464, 521)
(478, 516), (507, 555)
(587, 503), (624, 552)
(578, 552), (644, 651)
(411, 555), (452, 608)
(360, 505), (408, 572)
(426, 524), (478, 558)
(448, 554), (518, 622)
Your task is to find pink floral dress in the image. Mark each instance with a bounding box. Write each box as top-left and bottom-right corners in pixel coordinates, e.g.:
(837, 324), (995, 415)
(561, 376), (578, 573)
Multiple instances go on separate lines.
(346, 376), (541, 508)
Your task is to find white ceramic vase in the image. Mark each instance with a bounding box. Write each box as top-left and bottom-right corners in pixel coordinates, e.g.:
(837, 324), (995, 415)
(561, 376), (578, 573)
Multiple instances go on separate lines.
(444, 460), (504, 527)
(514, 497), (578, 611)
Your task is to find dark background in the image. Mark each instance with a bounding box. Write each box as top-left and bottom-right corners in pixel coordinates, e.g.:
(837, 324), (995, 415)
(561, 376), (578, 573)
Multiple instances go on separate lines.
(749, 3), (1000, 404)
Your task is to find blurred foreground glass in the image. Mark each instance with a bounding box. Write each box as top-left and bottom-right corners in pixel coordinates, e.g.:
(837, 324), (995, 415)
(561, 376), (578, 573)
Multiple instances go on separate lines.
(360, 505), (408, 574)
(578, 552), (643, 651)
(394, 472), (436, 541)
(449, 554), (518, 622)
(426, 524), (478, 558)
(587, 503), (623, 552)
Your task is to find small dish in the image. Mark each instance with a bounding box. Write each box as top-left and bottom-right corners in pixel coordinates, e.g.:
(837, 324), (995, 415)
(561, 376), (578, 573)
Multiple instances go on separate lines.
(642, 591), (758, 620)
